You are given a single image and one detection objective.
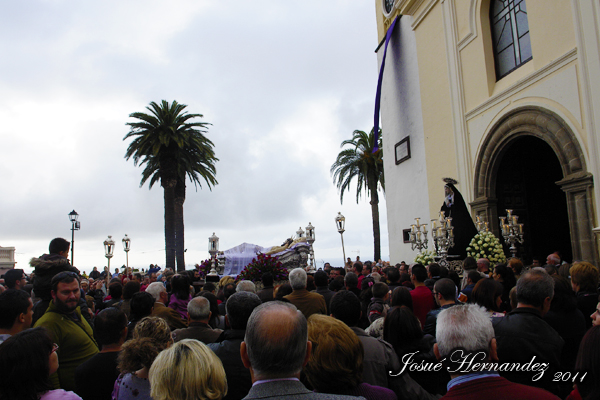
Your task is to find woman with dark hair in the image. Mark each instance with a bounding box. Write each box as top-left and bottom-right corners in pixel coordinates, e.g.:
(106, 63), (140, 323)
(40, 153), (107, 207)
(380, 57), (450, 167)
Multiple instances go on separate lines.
(0, 327), (82, 400)
(198, 291), (225, 330)
(121, 280), (141, 319)
(568, 326), (600, 400)
(168, 274), (192, 321)
(471, 278), (504, 317)
(492, 263), (516, 312)
(543, 275), (586, 372)
(383, 306), (448, 395)
(274, 283), (293, 301)
(366, 287), (413, 338)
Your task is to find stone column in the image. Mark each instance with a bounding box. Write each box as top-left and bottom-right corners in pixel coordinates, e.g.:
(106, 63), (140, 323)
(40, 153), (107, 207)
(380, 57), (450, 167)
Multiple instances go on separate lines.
(556, 172), (598, 266)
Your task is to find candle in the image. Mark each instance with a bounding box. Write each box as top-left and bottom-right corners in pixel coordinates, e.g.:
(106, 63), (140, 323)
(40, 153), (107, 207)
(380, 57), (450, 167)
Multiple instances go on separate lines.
(415, 218), (420, 227)
(518, 223), (524, 234)
(506, 209), (513, 218)
(431, 220), (437, 229)
(512, 215), (518, 225)
(440, 211), (445, 220)
(411, 224), (416, 233)
(484, 222), (489, 231)
(417, 231), (421, 239)
(500, 217), (506, 226)
(449, 228), (454, 237)
(422, 224), (428, 234)
(438, 227), (443, 237)
(476, 215), (481, 223)
(446, 218), (453, 229)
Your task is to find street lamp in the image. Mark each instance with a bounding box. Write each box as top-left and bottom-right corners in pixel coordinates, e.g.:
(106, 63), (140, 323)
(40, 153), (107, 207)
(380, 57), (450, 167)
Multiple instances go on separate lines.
(335, 212), (346, 265)
(207, 232), (219, 279)
(306, 222), (315, 271)
(122, 234), (131, 269)
(68, 210), (80, 266)
(104, 235), (115, 271)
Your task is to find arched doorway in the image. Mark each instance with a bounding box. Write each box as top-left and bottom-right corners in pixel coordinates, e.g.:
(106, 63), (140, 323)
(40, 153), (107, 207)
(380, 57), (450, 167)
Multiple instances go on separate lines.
(471, 106), (597, 265)
(495, 136), (572, 262)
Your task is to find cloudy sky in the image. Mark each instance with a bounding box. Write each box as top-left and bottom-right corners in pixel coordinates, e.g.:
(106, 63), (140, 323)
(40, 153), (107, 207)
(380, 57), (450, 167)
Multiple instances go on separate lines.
(0, 1), (389, 274)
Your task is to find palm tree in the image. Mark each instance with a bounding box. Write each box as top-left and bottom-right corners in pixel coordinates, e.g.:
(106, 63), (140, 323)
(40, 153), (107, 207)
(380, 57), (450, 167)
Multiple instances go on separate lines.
(124, 100), (218, 271)
(331, 128), (384, 261)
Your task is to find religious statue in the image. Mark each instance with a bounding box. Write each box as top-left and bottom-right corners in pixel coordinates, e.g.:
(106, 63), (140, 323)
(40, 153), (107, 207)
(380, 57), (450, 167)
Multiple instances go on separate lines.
(440, 178), (478, 259)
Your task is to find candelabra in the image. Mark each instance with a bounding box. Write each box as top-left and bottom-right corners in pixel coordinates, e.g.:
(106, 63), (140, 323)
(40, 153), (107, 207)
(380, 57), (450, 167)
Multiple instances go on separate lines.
(305, 222), (316, 272)
(431, 211), (454, 267)
(475, 215), (489, 233)
(409, 218), (428, 252)
(499, 209), (524, 258)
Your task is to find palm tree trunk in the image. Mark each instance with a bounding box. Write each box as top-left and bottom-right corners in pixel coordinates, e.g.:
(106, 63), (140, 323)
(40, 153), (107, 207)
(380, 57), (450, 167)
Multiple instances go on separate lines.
(174, 179), (186, 272)
(369, 179), (381, 262)
(163, 178), (177, 270)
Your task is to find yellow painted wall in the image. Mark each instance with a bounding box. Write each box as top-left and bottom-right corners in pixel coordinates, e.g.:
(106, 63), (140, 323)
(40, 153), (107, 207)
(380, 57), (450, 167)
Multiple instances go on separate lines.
(411, 3), (460, 219)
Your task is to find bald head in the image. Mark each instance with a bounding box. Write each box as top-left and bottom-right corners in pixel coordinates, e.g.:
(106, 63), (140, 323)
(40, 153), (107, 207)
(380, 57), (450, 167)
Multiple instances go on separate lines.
(244, 301), (308, 379)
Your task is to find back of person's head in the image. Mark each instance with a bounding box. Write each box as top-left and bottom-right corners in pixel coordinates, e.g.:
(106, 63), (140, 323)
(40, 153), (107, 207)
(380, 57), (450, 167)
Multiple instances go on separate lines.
(0, 327), (54, 399)
(353, 263), (363, 274)
(570, 262), (600, 292)
(508, 258), (524, 275)
(516, 269), (554, 307)
(187, 296), (211, 321)
(108, 282), (123, 300)
(467, 270), (483, 284)
(428, 263), (441, 277)
(149, 339), (227, 400)
(198, 291), (220, 318)
(123, 280), (141, 300)
(226, 291), (262, 330)
(0, 289), (31, 330)
(236, 280), (257, 293)
(463, 256), (477, 271)
(146, 282), (166, 301)
(550, 275), (578, 313)
(3, 269), (24, 289)
(344, 272), (358, 288)
(118, 317), (172, 373)
(494, 263), (516, 289)
(574, 326), (600, 400)
(372, 282), (389, 299)
(244, 301), (307, 378)
(434, 278), (456, 301)
(274, 283), (293, 300)
(440, 265), (449, 278)
(436, 304), (494, 361)
(328, 276), (344, 292)
(383, 306), (423, 354)
(50, 271), (80, 293)
(288, 268), (307, 290)
(305, 314), (363, 393)
(95, 308), (127, 347)
(219, 275), (234, 288)
(314, 270), (328, 287)
(129, 291), (155, 320)
(203, 282), (216, 294)
(361, 276), (375, 292)
(544, 265), (558, 276)
(223, 283), (236, 300)
(49, 237), (70, 255)
(472, 278), (504, 312)
(387, 267), (400, 283)
(330, 290), (361, 327)
(411, 264), (427, 283)
(391, 286), (413, 309)
(306, 275), (316, 291)
(261, 272), (274, 287)
(170, 274), (191, 300)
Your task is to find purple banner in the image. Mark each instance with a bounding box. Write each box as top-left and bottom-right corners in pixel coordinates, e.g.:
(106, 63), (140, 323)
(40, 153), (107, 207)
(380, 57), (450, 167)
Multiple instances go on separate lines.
(373, 16), (400, 152)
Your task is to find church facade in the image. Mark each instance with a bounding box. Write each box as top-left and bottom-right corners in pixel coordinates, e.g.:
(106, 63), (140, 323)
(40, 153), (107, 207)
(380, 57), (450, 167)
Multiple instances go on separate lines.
(375, 0), (600, 265)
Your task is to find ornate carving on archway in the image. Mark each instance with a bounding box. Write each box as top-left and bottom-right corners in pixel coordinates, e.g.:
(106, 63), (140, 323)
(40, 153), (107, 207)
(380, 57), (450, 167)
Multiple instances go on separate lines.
(471, 106), (597, 264)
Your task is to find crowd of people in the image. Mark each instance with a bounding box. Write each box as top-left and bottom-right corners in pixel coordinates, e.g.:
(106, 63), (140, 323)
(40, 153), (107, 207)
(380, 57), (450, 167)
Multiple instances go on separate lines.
(0, 237), (599, 400)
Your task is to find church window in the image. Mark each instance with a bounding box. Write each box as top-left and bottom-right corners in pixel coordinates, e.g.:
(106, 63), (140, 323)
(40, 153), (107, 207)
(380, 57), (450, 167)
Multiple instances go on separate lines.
(490, 0), (532, 80)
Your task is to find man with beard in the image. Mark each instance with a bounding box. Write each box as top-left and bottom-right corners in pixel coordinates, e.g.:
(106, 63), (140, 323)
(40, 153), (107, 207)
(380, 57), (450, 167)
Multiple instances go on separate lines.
(34, 271), (99, 391)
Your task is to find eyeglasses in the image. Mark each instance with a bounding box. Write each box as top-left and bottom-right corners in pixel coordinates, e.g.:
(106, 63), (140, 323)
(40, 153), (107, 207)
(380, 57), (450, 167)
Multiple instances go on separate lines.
(51, 343), (59, 353)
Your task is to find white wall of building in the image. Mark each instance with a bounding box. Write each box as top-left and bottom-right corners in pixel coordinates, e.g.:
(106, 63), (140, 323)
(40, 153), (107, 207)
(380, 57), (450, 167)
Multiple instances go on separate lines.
(378, 16), (431, 264)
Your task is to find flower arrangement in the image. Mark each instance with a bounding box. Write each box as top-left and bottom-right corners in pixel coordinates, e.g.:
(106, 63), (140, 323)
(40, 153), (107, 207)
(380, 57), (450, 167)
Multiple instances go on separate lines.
(195, 259), (212, 278)
(236, 253), (288, 283)
(414, 249), (436, 266)
(467, 231), (506, 264)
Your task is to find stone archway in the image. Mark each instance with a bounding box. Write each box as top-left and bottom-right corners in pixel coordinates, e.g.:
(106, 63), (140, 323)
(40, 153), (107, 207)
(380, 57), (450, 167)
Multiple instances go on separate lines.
(471, 106), (597, 264)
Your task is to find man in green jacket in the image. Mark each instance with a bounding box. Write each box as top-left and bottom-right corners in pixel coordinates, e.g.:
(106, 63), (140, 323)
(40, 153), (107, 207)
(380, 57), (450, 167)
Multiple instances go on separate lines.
(34, 271), (99, 391)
